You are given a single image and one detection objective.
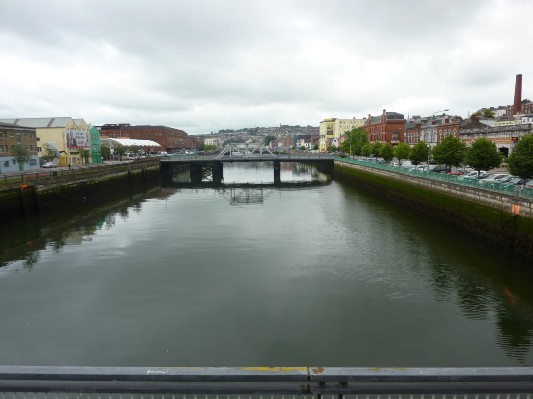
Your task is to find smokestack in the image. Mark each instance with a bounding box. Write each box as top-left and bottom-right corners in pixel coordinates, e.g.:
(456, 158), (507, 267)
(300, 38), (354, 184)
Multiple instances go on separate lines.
(513, 74), (522, 115)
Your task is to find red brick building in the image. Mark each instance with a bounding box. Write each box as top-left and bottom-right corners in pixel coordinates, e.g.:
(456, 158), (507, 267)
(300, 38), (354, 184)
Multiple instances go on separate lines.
(98, 124), (190, 153)
(364, 109), (406, 145)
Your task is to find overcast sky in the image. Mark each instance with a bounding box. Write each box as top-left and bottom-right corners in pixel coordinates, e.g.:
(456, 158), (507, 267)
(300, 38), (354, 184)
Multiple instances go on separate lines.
(1, 0), (532, 134)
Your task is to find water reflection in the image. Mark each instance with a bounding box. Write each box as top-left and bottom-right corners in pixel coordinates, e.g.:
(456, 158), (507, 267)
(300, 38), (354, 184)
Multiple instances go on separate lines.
(1, 163), (533, 366)
(0, 187), (165, 272)
(336, 181), (533, 364)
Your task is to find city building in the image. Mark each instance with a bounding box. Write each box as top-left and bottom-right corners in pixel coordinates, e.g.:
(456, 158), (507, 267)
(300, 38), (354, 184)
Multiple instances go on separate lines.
(460, 114), (533, 157)
(0, 122), (39, 173)
(405, 114), (462, 148)
(319, 118), (365, 152)
(203, 136), (221, 147)
(0, 117), (92, 167)
(98, 124), (190, 153)
(364, 110), (405, 146)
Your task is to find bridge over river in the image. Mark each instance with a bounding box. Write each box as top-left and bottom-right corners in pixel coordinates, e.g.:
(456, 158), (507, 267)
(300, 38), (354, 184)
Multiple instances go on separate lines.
(160, 144), (335, 184)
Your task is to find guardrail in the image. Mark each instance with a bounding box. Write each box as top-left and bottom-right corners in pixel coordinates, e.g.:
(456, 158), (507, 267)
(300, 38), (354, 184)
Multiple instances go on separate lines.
(0, 158), (159, 191)
(337, 157), (533, 200)
(0, 366), (532, 396)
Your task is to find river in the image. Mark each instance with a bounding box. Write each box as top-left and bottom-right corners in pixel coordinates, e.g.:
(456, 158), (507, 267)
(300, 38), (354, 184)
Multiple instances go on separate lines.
(0, 161), (532, 367)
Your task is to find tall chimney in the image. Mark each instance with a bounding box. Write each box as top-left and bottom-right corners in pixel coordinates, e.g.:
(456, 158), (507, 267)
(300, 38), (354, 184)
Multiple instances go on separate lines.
(513, 74), (522, 115)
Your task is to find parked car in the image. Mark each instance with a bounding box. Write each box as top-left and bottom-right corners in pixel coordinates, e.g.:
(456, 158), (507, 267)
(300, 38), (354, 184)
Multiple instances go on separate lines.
(42, 162), (58, 168)
(501, 177), (526, 187)
(479, 173), (510, 184)
(459, 170), (487, 180)
(429, 165), (451, 173)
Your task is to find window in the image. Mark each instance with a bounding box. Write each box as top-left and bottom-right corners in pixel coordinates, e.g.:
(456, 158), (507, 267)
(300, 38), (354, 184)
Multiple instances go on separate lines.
(3, 161), (8, 167)
(30, 159), (37, 165)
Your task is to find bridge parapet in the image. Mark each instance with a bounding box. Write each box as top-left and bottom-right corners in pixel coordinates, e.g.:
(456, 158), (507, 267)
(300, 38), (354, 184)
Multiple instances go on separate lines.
(0, 366), (532, 396)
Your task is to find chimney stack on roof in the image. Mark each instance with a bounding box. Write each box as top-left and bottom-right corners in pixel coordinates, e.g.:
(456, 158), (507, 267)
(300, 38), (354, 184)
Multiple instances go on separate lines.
(513, 74), (522, 115)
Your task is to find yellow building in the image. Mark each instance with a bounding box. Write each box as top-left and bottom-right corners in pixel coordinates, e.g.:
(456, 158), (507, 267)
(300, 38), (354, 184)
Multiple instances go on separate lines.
(319, 117), (365, 152)
(0, 117), (91, 166)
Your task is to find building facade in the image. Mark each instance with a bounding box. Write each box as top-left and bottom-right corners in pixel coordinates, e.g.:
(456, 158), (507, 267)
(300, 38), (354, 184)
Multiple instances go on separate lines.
(0, 117), (92, 167)
(364, 110), (405, 146)
(460, 114), (533, 157)
(405, 114), (461, 148)
(98, 124), (190, 153)
(0, 122), (39, 173)
(319, 118), (365, 152)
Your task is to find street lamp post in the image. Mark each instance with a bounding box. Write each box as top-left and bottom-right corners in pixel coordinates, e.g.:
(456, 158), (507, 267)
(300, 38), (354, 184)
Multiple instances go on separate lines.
(428, 108), (449, 165)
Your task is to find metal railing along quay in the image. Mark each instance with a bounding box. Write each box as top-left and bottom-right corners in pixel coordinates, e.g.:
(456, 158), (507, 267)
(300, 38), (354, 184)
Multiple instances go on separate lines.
(1, 366), (533, 397)
(0, 159), (159, 191)
(337, 157), (533, 200)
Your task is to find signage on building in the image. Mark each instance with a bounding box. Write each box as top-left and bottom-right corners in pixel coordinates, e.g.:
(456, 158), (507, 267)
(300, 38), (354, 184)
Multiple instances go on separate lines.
(512, 136), (519, 142)
(67, 129), (91, 148)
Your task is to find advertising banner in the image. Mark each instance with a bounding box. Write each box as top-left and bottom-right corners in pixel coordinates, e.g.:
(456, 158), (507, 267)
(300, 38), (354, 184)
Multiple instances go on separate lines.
(67, 129), (91, 149)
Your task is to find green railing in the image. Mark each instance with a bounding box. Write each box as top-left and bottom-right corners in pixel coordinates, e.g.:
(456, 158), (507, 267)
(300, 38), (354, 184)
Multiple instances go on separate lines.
(337, 158), (533, 200)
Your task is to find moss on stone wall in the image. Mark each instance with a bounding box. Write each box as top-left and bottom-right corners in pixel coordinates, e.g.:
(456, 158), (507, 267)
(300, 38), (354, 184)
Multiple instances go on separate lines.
(335, 163), (533, 264)
(0, 165), (160, 222)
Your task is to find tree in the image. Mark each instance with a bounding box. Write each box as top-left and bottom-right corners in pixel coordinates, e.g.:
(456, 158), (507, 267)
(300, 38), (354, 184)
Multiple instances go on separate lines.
(340, 127), (368, 156)
(379, 143), (394, 162)
(464, 138), (502, 173)
(371, 142), (382, 157)
(101, 145), (111, 160)
(482, 109), (495, 118)
(12, 145), (31, 171)
(409, 141), (429, 165)
(361, 143), (371, 157)
(394, 143), (410, 165)
(129, 145), (140, 156)
(313, 144), (319, 150)
(80, 149), (91, 165)
(264, 135), (276, 146)
(115, 145), (126, 160)
(431, 136), (465, 169)
(508, 134), (533, 183)
(41, 144), (57, 163)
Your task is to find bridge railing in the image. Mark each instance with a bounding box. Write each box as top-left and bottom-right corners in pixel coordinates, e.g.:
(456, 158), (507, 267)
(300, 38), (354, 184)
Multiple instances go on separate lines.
(1, 366), (533, 397)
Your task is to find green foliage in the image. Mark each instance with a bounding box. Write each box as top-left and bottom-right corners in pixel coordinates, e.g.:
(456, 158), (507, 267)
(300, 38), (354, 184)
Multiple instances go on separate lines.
(11, 145), (30, 171)
(313, 144), (319, 150)
(464, 138), (502, 172)
(340, 127), (368, 155)
(409, 141), (429, 165)
(115, 146), (126, 160)
(129, 145), (140, 155)
(361, 143), (371, 157)
(508, 134), (533, 181)
(394, 143), (410, 162)
(371, 142), (382, 157)
(380, 143), (395, 162)
(80, 149), (91, 165)
(264, 135), (276, 146)
(482, 109), (495, 118)
(432, 136), (465, 167)
(41, 144), (57, 163)
(101, 145), (111, 160)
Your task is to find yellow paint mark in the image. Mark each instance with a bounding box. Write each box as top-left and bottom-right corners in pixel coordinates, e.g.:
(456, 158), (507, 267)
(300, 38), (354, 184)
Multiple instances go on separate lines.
(240, 367), (307, 372)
